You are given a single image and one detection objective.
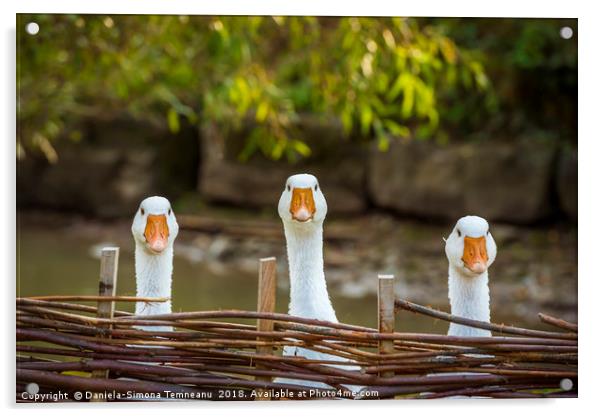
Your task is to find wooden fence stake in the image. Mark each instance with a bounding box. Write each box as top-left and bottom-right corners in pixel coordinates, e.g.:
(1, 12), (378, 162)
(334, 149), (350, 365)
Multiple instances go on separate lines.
(91, 247), (119, 402)
(255, 257), (277, 401)
(378, 274), (395, 387)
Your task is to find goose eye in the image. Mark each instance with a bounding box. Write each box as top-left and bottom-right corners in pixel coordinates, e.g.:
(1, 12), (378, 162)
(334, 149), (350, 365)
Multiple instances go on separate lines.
(314, 184), (318, 191)
(168, 208), (172, 215)
(287, 185), (291, 192)
(140, 208), (145, 216)
(457, 229), (461, 237)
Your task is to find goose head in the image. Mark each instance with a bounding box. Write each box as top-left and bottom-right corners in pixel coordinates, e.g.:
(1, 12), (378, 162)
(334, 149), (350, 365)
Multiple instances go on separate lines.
(131, 196), (179, 254)
(278, 174), (328, 228)
(445, 215), (497, 277)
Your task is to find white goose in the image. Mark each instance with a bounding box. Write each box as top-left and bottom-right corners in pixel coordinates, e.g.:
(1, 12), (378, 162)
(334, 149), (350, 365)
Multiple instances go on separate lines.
(278, 174), (337, 323)
(276, 174), (359, 391)
(131, 196), (179, 331)
(444, 215), (497, 337)
(420, 217), (497, 400)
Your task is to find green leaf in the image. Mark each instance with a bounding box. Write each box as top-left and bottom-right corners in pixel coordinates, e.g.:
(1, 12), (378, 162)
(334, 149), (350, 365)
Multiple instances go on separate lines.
(387, 73), (406, 102)
(377, 134), (390, 151)
(167, 108), (180, 133)
(340, 109), (353, 135)
(291, 139), (312, 157)
(359, 103), (373, 136)
(383, 119), (410, 138)
(270, 138), (285, 160)
(256, 101), (270, 122)
(401, 83), (415, 118)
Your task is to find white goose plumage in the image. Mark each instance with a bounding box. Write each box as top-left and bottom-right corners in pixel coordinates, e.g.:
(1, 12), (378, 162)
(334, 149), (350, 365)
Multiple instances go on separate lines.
(444, 215), (497, 337)
(131, 196), (179, 331)
(275, 174), (359, 391)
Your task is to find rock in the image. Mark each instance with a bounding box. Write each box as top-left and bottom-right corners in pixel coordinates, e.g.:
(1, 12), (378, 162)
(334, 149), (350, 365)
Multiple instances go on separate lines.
(464, 140), (557, 223)
(17, 145), (126, 216)
(368, 139), (558, 223)
(199, 117), (367, 214)
(367, 140), (466, 220)
(556, 148), (577, 221)
(17, 117), (199, 217)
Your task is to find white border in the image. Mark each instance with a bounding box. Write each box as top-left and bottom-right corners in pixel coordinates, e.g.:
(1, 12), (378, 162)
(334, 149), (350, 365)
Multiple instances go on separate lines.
(3, 1), (599, 416)
(8, 0), (581, 17)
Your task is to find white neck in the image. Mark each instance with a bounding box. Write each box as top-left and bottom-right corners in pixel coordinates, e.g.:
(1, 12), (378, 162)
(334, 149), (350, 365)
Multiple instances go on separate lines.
(134, 244), (173, 316)
(283, 222), (338, 323)
(447, 266), (491, 337)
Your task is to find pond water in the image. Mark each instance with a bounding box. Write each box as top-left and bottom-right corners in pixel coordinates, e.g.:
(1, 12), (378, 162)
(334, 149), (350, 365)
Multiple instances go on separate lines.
(17, 211), (577, 332)
(17, 226), (439, 332)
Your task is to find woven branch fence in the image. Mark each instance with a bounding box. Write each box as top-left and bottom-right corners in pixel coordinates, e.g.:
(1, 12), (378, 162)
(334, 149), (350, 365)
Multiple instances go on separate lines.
(16, 249), (577, 401)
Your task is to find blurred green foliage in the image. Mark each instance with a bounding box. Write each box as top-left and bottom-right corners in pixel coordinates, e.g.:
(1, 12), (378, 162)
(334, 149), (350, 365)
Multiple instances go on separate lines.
(17, 15), (576, 162)
(434, 18), (577, 143)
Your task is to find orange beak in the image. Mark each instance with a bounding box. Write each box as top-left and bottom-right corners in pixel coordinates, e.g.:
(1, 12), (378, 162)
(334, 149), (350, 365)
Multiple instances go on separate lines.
(144, 214), (169, 253)
(462, 236), (488, 274)
(290, 188), (316, 222)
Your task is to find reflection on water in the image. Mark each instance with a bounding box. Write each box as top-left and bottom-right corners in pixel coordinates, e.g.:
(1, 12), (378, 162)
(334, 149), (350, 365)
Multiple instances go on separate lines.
(17, 211), (577, 332)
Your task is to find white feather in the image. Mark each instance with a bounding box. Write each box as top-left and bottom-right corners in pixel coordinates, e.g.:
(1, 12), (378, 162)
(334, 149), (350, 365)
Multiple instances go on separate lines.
(131, 196), (179, 332)
(444, 215), (497, 337)
(275, 174), (360, 392)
